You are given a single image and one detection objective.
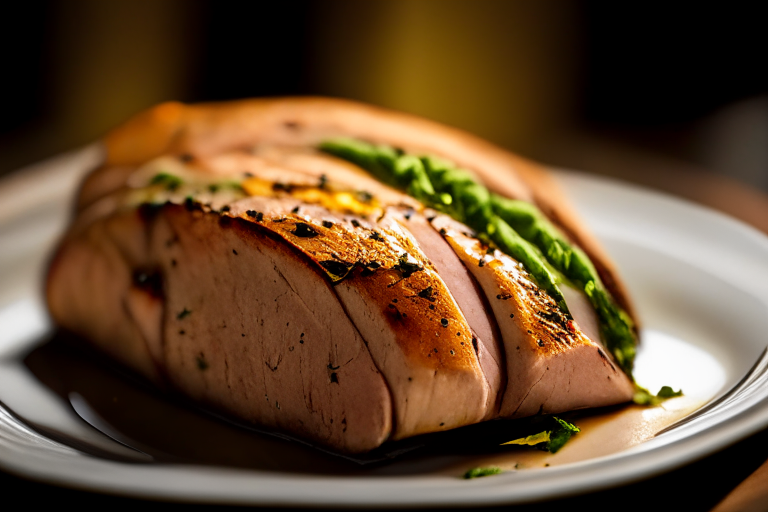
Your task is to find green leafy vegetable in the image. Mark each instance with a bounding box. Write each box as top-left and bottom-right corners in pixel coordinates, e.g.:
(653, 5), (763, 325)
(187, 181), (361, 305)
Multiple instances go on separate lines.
(463, 466), (503, 479)
(657, 385), (684, 398)
(501, 416), (580, 453)
(547, 417), (581, 453)
(149, 172), (183, 191)
(633, 384), (683, 406)
(501, 431), (551, 447)
(320, 138), (637, 374)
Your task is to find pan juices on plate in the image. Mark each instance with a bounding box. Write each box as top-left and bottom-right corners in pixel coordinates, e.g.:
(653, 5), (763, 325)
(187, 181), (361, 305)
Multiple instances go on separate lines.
(47, 97), (639, 453)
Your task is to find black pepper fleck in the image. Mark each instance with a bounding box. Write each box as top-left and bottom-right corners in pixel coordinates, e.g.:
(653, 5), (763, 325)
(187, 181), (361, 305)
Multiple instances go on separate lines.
(272, 182), (293, 192)
(293, 222), (319, 238)
(417, 286), (434, 300)
(440, 318), (449, 327)
(356, 190), (373, 203)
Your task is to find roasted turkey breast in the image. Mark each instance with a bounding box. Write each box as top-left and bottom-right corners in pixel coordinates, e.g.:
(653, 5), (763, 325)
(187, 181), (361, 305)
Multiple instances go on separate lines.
(47, 97), (636, 453)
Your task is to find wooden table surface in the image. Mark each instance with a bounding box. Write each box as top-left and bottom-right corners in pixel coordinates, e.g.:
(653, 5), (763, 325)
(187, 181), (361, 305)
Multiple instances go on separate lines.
(2, 145), (768, 511)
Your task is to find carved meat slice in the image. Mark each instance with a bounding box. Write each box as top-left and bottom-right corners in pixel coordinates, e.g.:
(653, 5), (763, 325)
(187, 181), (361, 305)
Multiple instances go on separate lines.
(430, 215), (635, 417)
(49, 205), (394, 453)
(392, 208), (505, 418)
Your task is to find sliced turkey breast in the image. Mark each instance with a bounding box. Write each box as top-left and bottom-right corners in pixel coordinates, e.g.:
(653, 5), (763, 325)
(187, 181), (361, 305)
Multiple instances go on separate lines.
(47, 97), (640, 454)
(430, 215), (635, 417)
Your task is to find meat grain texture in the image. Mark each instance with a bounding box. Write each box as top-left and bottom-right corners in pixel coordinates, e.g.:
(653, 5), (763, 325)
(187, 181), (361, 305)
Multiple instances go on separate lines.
(47, 97), (636, 453)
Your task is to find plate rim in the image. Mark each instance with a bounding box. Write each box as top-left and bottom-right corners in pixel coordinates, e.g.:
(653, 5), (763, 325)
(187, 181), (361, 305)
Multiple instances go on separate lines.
(2, 157), (768, 506)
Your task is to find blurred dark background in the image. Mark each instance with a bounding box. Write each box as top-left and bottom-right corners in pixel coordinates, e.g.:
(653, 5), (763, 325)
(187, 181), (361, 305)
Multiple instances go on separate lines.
(2, 0), (766, 191)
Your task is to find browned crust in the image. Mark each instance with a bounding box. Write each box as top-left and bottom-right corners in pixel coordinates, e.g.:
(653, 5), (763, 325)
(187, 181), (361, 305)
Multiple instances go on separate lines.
(92, 97), (637, 326)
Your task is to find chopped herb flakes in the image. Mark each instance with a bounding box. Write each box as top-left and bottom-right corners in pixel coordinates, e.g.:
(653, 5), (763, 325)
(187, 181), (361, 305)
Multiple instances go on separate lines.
(177, 308), (192, 320)
(417, 286), (434, 300)
(463, 466), (502, 479)
(319, 260), (353, 280)
(393, 253), (422, 278)
(501, 416), (580, 453)
(149, 172), (183, 191)
(633, 384), (683, 406)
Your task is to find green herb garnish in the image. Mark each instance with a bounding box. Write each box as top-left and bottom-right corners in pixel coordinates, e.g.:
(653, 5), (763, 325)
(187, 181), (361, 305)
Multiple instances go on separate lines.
(320, 138), (637, 374)
(150, 172), (183, 191)
(501, 416), (580, 453)
(633, 384), (683, 406)
(463, 466), (502, 479)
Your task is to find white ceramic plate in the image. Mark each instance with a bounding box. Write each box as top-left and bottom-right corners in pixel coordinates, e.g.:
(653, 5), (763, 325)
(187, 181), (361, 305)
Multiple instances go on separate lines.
(2, 148), (768, 506)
